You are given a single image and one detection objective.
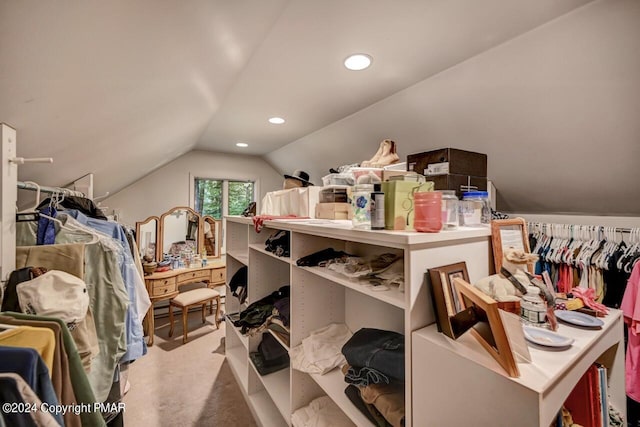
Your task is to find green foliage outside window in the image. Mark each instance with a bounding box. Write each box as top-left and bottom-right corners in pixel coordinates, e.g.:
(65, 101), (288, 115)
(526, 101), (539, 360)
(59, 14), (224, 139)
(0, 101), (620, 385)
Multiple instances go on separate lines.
(194, 178), (254, 219)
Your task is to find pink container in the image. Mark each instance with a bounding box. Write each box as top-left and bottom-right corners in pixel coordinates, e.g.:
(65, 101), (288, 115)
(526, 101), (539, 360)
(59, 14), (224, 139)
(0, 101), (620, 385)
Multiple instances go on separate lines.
(413, 191), (442, 233)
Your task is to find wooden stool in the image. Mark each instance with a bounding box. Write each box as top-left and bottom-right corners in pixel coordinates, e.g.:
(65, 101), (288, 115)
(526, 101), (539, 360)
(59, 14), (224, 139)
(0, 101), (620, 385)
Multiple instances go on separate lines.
(168, 288), (221, 344)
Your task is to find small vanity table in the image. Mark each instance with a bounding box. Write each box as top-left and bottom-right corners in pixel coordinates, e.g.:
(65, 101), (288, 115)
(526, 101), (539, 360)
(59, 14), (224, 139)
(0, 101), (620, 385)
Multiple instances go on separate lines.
(143, 260), (225, 345)
(136, 206), (225, 345)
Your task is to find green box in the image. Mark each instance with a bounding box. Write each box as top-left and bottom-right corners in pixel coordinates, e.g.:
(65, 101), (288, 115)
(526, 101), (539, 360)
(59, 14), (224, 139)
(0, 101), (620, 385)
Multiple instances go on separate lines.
(381, 181), (434, 230)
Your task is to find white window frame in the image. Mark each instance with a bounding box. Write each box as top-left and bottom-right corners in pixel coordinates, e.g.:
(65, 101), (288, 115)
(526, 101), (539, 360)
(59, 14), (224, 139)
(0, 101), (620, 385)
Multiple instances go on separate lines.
(189, 173), (259, 254)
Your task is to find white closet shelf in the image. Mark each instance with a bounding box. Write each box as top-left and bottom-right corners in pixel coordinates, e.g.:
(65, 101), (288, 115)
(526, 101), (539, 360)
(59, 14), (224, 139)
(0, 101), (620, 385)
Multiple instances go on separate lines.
(249, 362), (291, 422)
(268, 329), (290, 352)
(227, 250), (249, 265)
(225, 315), (249, 349)
(256, 218), (492, 246)
(308, 369), (375, 427)
(296, 265), (405, 309)
(249, 244), (292, 264)
(226, 344), (249, 390)
(412, 310), (624, 426)
(248, 389), (289, 427)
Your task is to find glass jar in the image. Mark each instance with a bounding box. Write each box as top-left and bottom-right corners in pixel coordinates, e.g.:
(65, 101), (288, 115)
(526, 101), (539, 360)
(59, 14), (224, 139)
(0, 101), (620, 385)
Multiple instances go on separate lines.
(460, 191), (491, 227)
(440, 190), (459, 230)
(413, 191), (442, 233)
(520, 286), (546, 324)
(352, 184), (373, 229)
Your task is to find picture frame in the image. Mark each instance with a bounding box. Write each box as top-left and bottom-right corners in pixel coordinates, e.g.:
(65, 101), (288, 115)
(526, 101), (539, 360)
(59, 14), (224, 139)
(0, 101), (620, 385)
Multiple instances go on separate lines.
(428, 262), (476, 339)
(453, 277), (520, 378)
(491, 218), (532, 274)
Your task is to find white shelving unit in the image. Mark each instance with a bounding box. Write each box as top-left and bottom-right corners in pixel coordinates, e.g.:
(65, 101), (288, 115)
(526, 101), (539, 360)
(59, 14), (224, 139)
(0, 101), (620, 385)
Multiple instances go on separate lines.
(225, 216), (494, 426)
(412, 311), (625, 427)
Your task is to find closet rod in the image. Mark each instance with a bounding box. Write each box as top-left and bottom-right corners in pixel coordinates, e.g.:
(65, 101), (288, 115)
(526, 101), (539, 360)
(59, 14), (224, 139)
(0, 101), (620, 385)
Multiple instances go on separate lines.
(17, 181), (85, 198)
(528, 221), (633, 234)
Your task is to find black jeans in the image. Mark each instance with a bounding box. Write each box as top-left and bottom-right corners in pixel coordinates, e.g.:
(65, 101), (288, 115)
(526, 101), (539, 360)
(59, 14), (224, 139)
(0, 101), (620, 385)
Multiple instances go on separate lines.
(342, 328), (404, 386)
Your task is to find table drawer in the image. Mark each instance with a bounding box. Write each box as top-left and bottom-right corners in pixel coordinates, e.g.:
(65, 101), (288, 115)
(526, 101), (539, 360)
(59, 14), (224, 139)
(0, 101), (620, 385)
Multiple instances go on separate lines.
(177, 269), (210, 284)
(149, 278), (174, 289)
(210, 268), (226, 284)
(151, 283), (176, 297)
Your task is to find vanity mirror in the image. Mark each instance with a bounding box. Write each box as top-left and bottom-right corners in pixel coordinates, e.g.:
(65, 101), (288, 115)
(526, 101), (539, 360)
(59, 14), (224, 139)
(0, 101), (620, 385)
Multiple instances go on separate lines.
(135, 216), (159, 261)
(159, 206), (200, 257)
(201, 215), (221, 258)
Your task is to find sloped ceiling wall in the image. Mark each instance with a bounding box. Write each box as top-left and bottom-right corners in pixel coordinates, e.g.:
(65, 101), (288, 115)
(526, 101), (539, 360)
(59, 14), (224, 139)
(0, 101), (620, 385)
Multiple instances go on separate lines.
(265, 0), (640, 215)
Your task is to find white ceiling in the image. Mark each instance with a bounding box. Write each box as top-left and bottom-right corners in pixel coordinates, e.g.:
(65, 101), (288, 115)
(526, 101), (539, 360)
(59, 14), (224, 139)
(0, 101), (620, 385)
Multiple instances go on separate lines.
(1, 0), (595, 206)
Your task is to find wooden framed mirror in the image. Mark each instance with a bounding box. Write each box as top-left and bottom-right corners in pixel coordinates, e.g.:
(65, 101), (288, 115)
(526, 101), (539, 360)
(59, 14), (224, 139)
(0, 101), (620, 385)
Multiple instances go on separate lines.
(200, 216), (221, 259)
(159, 206), (201, 257)
(135, 216), (159, 261)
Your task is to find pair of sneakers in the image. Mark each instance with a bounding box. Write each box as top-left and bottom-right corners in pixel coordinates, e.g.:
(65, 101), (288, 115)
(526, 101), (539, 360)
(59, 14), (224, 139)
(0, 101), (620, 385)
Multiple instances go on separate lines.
(361, 139), (400, 167)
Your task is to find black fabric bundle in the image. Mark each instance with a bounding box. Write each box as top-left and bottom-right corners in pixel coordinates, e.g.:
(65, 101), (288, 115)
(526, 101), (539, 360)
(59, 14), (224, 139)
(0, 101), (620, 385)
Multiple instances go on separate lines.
(233, 286), (290, 334)
(249, 333), (289, 375)
(342, 328), (405, 386)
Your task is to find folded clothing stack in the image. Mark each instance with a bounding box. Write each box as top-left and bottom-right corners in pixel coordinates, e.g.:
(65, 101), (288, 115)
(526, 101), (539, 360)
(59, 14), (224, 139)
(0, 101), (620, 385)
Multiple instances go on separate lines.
(249, 333), (289, 376)
(291, 323), (352, 375)
(342, 328), (405, 427)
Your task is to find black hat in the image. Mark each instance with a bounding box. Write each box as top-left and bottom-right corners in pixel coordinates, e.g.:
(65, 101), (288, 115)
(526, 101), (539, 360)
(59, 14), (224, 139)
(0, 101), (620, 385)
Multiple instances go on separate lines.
(283, 170), (313, 186)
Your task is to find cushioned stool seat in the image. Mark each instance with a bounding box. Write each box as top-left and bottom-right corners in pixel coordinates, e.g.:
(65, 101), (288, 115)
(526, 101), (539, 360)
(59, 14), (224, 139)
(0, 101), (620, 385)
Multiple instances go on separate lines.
(169, 288), (221, 344)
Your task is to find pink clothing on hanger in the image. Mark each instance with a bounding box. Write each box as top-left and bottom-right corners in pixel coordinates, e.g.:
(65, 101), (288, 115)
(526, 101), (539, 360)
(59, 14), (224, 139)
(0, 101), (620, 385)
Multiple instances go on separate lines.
(621, 262), (640, 401)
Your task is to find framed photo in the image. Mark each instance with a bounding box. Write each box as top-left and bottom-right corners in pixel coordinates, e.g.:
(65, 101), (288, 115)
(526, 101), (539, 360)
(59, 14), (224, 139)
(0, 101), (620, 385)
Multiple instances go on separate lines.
(491, 218), (532, 274)
(453, 277), (520, 378)
(428, 262), (472, 339)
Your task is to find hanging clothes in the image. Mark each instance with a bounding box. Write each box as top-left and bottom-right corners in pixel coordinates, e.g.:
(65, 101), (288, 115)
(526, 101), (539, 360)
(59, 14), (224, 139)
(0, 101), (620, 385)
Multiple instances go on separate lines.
(0, 373), (60, 427)
(16, 219), (130, 403)
(36, 196), (107, 220)
(1, 312), (107, 427)
(0, 345), (63, 426)
(621, 262), (640, 402)
(0, 316), (81, 427)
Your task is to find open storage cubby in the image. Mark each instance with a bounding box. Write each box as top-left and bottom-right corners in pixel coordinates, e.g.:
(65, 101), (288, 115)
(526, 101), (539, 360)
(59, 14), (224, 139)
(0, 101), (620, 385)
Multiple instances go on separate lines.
(227, 215), (626, 426)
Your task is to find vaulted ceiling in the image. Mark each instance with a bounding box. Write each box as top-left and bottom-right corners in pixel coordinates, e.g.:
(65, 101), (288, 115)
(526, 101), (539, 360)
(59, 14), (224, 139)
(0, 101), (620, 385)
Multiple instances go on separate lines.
(6, 0), (633, 214)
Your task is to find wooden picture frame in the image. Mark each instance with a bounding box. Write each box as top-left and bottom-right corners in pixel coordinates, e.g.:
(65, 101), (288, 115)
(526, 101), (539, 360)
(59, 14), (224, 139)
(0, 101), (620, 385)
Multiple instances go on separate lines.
(453, 277), (520, 378)
(428, 262), (477, 340)
(491, 218), (532, 274)
(429, 262), (469, 316)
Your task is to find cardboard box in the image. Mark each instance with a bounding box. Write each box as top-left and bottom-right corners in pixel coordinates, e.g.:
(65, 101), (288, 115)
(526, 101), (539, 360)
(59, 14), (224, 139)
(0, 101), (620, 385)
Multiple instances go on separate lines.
(407, 148), (487, 178)
(381, 180), (434, 230)
(315, 202), (353, 220)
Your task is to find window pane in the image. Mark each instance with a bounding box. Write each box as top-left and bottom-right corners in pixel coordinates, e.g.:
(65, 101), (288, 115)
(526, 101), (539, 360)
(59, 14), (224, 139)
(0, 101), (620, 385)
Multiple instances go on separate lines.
(194, 178), (222, 219)
(228, 181), (254, 216)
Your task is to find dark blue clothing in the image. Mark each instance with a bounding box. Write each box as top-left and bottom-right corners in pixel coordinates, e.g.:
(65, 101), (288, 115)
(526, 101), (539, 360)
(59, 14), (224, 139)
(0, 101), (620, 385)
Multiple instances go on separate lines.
(342, 328), (404, 386)
(0, 376), (37, 427)
(0, 346), (64, 426)
(37, 207), (57, 245)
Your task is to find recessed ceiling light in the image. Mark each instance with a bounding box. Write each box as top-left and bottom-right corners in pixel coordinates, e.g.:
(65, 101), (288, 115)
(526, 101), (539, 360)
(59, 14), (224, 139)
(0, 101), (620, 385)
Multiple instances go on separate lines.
(344, 53), (372, 71)
(236, 142), (248, 148)
(268, 117), (285, 124)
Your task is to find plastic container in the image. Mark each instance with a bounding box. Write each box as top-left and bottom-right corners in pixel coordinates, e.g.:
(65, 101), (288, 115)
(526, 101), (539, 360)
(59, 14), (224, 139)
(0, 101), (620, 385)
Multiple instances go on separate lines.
(351, 184), (373, 229)
(322, 173), (355, 187)
(520, 286), (546, 324)
(440, 190), (459, 230)
(460, 191), (491, 227)
(413, 191), (442, 233)
(351, 167), (383, 184)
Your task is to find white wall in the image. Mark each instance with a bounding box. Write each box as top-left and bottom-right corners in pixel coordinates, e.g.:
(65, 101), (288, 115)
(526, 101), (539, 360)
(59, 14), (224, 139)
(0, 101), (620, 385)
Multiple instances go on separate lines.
(265, 0), (640, 215)
(103, 150), (282, 224)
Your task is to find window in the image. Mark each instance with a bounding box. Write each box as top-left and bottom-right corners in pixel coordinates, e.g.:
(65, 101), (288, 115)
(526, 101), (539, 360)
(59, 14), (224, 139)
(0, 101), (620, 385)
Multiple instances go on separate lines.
(193, 178), (255, 219)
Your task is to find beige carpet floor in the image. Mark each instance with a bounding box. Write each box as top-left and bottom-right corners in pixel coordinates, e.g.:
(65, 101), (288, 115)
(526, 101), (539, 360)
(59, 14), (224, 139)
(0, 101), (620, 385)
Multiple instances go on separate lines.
(123, 307), (257, 427)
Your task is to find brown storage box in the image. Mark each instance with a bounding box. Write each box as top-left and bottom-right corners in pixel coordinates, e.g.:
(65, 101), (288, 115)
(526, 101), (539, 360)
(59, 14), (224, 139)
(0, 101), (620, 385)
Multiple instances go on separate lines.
(427, 174), (487, 199)
(381, 170), (417, 181)
(315, 202), (353, 220)
(407, 148), (487, 177)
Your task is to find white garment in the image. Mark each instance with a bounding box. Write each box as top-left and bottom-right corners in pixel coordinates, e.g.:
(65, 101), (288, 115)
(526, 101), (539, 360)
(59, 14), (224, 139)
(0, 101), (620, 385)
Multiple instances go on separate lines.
(260, 187), (320, 217)
(291, 323), (352, 375)
(292, 396), (355, 427)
